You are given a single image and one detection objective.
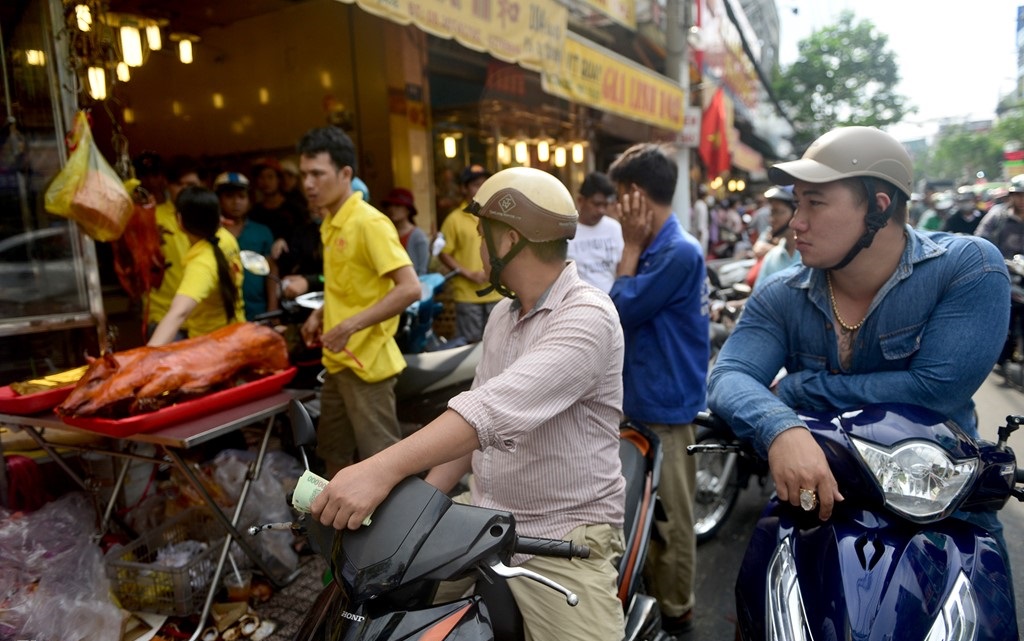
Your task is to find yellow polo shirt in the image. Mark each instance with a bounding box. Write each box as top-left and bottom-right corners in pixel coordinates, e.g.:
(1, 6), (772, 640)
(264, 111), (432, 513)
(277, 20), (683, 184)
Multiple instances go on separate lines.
(176, 228), (245, 338)
(440, 204), (503, 304)
(321, 193), (412, 382)
(147, 201), (191, 323)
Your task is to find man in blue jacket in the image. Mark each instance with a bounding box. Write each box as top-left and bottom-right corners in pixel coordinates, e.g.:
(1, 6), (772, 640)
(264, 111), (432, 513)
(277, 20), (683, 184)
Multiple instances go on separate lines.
(608, 143), (710, 637)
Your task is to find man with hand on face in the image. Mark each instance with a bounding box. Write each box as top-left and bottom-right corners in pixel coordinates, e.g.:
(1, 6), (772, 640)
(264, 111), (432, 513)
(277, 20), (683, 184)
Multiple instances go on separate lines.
(607, 143), (710, 638)
(311, 167), (628, 641)
(707, 126), (1010, 554)
(297, 127), (421, 478)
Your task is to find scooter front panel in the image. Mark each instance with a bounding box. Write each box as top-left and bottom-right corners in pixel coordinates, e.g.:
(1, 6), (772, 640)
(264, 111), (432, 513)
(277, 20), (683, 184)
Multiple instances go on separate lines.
(736, 502), (1017, 640)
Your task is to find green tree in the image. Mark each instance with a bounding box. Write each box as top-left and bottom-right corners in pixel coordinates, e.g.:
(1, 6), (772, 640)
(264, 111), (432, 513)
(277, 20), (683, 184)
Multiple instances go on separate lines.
(773, 11), (913, 152)
(921, 127), (1004, 185)
(920, 112), (1024, 185)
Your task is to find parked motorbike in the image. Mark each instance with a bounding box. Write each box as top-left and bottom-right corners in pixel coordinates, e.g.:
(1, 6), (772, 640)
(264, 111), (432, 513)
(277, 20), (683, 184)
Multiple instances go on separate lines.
(269, 399), (671, 641)
(693, 403), (1023, 640)
(690, 411), (771, 545)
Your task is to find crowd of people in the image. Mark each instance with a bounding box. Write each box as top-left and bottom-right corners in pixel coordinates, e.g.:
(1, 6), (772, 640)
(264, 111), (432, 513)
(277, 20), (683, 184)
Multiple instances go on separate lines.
(127, 122), (1019, 639)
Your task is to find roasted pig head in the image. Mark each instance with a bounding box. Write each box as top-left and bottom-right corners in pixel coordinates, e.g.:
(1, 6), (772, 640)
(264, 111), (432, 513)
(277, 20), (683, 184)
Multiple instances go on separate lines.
(58, 323), (291, 418)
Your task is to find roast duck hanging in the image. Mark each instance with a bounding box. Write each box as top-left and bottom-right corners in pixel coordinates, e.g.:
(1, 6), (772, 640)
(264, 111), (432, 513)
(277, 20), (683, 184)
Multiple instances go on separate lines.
(57, 323), (290, 418)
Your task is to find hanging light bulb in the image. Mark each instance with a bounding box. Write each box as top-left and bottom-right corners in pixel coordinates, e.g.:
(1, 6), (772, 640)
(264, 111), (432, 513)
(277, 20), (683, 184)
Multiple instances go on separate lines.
(25, 50), (45, 66)
(554, 146), (567, 168)
(443, 135), (457, 159)
(120, 26), (143, 67)
(736, 179), (746, 191)
(515, 140), (528, 164)
(116, 61), (130, 82)
(123, 107), (135, 123)
(146, 24), (162, 50)
(87, 66), (107, 100)
(258, 87), (270, 104)
(498, 142), (511, 166)
(572, 143), (584, 164)
(75, 4), (92, 32)
(537, 140), (550, 163)
(178, 38), (193, 64)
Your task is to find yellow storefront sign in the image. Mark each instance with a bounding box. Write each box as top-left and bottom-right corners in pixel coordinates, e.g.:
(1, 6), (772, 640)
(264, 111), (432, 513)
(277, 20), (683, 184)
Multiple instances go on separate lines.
(335, 0), (566, 72)
(542, 32), (684, 132)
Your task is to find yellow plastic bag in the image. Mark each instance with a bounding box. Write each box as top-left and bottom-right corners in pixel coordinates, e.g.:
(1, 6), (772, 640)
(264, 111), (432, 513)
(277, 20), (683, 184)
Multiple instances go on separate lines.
(44, 111), (133, 242)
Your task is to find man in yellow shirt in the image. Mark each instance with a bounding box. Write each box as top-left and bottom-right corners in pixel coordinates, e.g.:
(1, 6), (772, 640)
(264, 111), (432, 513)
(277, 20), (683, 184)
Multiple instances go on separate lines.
(439, 164), (504, 342)
(135, 151), (190, 340)
(298, 127), (421, 477)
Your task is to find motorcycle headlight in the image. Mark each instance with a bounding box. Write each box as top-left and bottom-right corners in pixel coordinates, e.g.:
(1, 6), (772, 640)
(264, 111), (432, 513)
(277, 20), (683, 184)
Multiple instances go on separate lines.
(924, 571), (978, 641)
(851, 436), (976, 522)
(766, 537), (813, 641)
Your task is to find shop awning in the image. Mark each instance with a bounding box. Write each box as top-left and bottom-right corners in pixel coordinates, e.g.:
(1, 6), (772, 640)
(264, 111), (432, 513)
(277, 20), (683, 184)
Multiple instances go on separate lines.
(540, 32), (685, 132)
(333, 0), (566, 73)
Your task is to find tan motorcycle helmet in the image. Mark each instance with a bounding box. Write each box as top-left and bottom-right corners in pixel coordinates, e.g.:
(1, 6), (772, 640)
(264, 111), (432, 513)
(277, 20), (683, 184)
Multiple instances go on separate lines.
(768, 126), (913, 198)
(465, 167), (578, 298)
(468, 167), (578, 242)
(768, 126), (913, 270)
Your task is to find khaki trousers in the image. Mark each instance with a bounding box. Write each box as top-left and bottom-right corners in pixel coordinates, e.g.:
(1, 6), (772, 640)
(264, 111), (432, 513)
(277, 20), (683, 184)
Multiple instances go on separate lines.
(316, 368), (401, 475)
(435, 492), (625, 640)
(643, 422), (696, 617)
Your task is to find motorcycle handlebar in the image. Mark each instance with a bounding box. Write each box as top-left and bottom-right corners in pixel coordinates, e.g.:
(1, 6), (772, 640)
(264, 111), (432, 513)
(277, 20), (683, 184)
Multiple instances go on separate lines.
(693, 410), (730, 432)
(515, 536), (590, 559)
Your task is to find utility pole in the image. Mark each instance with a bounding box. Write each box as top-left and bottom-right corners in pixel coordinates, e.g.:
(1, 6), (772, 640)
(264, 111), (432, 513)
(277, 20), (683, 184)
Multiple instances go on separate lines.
(665, 0), (692, 230)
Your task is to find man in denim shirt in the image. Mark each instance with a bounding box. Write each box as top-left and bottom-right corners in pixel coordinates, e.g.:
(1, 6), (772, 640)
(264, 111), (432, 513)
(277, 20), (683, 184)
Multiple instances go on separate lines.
(708, 127), (1009, 531)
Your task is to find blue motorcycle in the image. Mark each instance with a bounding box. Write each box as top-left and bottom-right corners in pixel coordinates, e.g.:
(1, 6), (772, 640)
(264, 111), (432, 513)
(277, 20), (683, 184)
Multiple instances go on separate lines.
(696, 404), (1022, 640)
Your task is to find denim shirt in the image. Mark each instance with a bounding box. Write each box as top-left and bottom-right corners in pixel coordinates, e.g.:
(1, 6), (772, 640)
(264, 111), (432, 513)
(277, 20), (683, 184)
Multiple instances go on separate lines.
(707, 226), (1009, 457)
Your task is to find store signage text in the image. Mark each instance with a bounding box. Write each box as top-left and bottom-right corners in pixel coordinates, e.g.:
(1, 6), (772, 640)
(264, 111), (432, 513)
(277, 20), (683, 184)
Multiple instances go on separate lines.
(541, 33), (684, 131)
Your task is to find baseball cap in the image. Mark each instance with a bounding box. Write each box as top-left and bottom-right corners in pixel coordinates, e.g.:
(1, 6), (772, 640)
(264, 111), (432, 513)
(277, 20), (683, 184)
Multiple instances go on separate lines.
(381, 187), (417, 217)
(460, 164), (491, 186)
(214, 171), (250, 192)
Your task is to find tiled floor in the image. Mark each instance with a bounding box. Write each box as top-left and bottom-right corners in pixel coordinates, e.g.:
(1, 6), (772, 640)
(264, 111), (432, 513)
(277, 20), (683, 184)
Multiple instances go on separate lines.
(251, 552), (329, 640)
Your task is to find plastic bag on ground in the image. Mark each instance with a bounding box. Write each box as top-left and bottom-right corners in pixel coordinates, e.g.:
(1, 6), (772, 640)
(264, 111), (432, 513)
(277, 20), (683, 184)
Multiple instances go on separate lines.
(0, 492), (122, 641)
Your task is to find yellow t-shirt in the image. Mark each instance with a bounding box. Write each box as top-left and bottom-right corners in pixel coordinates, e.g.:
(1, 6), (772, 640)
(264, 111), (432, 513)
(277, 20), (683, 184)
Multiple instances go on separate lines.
(440, 203), (503, 304)
(147, 201), (191, 323)
(321, 193), (413, 382)
(176, 228), (246, 338)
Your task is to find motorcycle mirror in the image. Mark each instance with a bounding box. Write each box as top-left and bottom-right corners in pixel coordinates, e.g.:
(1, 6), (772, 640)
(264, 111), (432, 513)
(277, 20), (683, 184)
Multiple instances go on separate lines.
(295, 292), (324, 310)
(240, 250), (271, 276)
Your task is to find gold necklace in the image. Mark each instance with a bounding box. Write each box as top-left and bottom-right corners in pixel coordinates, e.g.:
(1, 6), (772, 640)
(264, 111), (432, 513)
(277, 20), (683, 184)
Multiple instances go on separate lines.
(826, 272), (865, 332)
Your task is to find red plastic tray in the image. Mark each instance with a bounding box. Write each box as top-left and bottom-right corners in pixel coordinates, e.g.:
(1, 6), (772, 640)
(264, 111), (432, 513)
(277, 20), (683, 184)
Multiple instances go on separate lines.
(60, 367), (297, 438)
(0, 384), (75, 415)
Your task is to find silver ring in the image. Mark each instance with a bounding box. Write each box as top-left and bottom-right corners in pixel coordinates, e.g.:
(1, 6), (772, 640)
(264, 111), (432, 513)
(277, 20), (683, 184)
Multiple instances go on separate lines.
(799, 488), (818, 512)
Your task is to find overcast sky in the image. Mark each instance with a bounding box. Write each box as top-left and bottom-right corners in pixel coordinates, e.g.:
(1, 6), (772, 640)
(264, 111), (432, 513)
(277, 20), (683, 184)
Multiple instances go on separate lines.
(776, 0), (1020, 141)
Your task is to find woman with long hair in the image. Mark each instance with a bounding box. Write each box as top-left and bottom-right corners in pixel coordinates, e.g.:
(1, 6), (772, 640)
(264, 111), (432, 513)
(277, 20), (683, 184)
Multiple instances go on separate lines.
(148, 186), (245, 345)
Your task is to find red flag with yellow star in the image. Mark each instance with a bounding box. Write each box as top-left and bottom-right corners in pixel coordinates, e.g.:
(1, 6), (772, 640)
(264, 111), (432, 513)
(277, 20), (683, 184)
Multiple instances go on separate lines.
(698, 87), (730, 178)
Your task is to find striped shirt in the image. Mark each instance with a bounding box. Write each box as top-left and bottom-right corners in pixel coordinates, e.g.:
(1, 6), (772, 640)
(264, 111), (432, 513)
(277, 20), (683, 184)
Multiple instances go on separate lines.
(448, 261), (626, 546)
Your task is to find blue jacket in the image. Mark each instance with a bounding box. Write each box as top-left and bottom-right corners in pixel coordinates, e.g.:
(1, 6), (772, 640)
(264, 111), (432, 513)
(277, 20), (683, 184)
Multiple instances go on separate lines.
(708, 226), (1010, 456)
(610, 215), (710, 424)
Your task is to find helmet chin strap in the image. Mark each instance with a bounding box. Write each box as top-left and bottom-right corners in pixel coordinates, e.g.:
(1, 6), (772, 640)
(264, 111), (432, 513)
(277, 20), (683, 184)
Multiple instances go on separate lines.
(826, 178), (895, 272)
(476, 218), (528, 299)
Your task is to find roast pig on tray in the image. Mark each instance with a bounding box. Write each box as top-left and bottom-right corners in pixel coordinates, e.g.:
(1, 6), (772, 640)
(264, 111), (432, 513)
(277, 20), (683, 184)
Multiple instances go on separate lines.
(57, 322), (291, 418)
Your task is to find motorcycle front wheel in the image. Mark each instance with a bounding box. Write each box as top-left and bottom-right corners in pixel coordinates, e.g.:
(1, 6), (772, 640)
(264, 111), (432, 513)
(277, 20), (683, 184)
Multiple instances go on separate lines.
(693, 426), (740, 545)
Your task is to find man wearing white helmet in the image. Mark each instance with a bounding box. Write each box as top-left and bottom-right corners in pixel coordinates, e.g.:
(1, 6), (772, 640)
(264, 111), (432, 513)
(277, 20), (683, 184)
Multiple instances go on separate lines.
(708, 127), (1009, 548)
(312, 167), (628, 641)
(753, 185), (800, 289)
